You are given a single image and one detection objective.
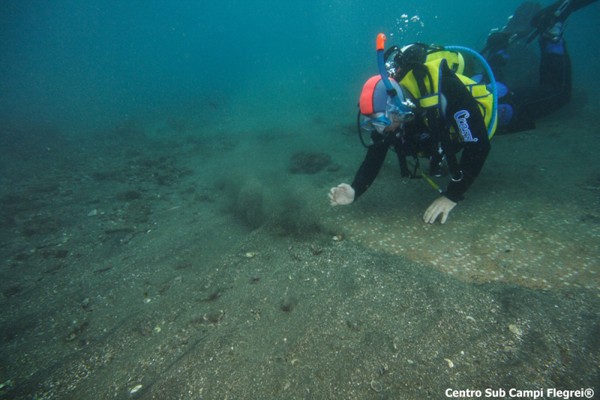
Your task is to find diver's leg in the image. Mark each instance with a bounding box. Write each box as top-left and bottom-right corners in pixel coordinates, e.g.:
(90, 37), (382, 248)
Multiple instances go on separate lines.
(482, 2), (543, 79)
(495, 0), (595, 133)
(500, 37), (571, 133)
(537, 37), (572, 109)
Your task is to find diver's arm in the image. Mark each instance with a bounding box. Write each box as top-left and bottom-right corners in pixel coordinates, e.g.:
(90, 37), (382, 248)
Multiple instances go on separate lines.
(441, 75), (491, 202)
(350, 142), (390, 199)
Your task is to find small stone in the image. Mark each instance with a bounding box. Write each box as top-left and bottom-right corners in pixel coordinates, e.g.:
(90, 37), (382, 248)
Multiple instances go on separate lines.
(129, 384), (143, 394)
(508, 324), (522, 337)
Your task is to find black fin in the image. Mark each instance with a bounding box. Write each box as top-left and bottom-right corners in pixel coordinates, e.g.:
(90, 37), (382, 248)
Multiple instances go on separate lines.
(528, 0), (598, 42)
(504, 1), (543, 39)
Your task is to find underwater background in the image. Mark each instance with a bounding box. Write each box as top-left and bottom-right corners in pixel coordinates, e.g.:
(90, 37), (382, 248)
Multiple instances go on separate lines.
(3, 0), (599, 136)
(1, 1), (599, 399)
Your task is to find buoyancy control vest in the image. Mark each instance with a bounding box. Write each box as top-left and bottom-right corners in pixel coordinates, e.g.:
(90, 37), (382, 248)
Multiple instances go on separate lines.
(399, 57), (498, 139)
(396, 55), (497, 183)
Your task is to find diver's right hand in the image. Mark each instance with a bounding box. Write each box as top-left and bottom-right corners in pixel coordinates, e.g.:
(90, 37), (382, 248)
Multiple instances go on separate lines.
(329, 183), (355, 206)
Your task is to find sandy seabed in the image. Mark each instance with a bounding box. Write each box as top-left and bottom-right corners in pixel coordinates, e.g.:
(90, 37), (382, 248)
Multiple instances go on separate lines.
(0, 107), (598, 399)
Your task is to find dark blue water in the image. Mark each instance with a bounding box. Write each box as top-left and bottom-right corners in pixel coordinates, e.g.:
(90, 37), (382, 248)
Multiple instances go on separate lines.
(3, 0), (596, 135)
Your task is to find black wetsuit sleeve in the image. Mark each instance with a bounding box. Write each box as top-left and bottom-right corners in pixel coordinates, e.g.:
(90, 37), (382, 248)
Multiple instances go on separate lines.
(350, 142), (390, 199)
(440, 74), (491, 202)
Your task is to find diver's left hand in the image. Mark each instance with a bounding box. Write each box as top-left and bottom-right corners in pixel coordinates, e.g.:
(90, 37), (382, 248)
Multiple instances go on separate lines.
(423, 196), (457, 224)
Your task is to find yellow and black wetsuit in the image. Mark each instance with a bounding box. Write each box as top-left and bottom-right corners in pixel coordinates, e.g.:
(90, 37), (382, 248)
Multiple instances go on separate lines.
(351, 61), (491, 203)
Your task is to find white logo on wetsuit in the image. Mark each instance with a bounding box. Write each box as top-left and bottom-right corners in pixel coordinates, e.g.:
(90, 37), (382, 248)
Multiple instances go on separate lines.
(453, 110), (478, 142)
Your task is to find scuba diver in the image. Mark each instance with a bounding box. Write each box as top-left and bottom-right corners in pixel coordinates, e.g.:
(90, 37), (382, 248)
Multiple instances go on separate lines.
(328, 0), (598, 224)
(482, 0), (598, 132)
